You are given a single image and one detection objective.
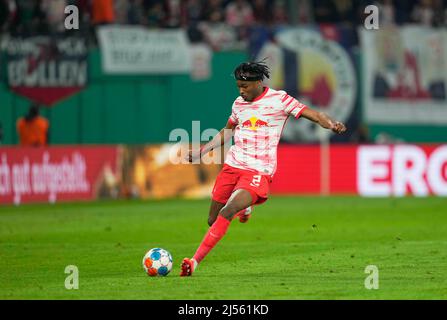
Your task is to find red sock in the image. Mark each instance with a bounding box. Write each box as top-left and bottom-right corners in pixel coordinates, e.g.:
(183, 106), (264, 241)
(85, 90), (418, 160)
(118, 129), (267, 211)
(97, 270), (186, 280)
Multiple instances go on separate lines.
(193, 215), (230, 264)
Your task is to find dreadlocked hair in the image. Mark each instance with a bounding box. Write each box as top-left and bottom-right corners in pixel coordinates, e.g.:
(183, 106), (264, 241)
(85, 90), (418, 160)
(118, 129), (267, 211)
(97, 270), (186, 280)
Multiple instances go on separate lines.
(234, 59), (270, 81)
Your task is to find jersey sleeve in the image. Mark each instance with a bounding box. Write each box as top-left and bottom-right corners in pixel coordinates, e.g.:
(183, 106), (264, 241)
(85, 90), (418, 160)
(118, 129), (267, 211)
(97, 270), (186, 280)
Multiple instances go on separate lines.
(228, 102), (238, 125)
(280, 91), (308, 119)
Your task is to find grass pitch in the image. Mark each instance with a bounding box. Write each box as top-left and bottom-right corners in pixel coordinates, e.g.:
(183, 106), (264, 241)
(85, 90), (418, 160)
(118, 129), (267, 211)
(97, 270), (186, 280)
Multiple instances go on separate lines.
(0, 196), (446, 300)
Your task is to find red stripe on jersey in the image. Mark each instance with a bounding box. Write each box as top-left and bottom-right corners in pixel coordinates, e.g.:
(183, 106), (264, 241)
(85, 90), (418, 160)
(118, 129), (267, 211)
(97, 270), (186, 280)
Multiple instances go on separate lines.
(231, 150), (251, 166)
(281, 94), (290, 102)
(263, 111), (285, 117)
(285, 97), (295, 107)
(294, 105), (308, 118)
(288, 105), (298, 114)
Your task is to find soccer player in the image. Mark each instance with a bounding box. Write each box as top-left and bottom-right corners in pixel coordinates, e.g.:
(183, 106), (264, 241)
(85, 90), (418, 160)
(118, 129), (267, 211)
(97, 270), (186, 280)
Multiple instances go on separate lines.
(180, 61), (347, 276)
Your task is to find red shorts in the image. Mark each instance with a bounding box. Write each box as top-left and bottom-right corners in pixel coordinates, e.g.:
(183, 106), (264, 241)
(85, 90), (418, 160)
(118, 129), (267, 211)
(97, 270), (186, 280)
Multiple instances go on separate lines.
(211, 164), (272, 205)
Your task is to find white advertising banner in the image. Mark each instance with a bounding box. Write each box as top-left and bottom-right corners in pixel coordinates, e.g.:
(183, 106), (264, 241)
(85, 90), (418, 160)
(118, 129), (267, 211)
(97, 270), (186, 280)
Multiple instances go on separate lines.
(97, 26), (192, 74)
(357, 145), (447, 197)
(360, 26), (447, 124)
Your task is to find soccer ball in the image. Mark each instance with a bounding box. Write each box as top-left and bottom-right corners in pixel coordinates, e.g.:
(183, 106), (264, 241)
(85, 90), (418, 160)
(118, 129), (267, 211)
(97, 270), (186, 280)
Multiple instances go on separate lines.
(142, 248), (173, 277)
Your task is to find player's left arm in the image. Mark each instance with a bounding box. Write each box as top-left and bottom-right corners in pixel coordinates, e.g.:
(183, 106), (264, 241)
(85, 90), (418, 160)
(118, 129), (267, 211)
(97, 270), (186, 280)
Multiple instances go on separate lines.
(300, 107), (347, 134)
(185, 120), (236, 163)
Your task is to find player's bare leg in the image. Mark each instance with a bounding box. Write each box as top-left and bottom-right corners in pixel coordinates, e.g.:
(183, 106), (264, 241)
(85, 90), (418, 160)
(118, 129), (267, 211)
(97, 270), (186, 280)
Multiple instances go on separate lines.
(180, 189), (254, 276)
(218, 189), (253, 220)
(207, 200), (225, 226)
(209, 199), (252, 225)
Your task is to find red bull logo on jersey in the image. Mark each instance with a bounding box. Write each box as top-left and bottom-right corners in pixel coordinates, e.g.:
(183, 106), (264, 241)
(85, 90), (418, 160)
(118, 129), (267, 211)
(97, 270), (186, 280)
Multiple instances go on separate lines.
(241, 116), (270, 130)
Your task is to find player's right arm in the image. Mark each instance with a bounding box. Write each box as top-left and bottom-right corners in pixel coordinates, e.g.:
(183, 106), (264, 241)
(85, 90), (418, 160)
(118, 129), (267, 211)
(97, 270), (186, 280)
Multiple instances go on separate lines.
(185, 119), (236, 163)
(300, 107), (347, 134)
(279, 91), (346, 135)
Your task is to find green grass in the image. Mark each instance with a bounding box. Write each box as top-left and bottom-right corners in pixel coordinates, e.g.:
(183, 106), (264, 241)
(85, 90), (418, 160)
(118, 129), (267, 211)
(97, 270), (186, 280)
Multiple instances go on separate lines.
(0, 196), (446, 300)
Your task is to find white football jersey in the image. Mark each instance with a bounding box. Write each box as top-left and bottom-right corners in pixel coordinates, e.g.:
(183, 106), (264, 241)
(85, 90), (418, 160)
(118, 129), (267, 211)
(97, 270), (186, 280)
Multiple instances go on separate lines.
(225, 87), (308, 176)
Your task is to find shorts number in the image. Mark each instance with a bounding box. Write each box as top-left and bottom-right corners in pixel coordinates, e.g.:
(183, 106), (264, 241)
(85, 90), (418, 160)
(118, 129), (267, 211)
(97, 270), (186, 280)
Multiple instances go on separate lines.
(250, 175), (261, 187)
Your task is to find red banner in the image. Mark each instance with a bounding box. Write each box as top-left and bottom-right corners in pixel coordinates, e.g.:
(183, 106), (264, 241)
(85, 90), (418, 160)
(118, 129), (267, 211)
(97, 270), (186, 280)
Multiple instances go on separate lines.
(0, 146), (119, 204)
(271, 144), (447, 196)
(1, 144), (445, 204)
(270, 145), (321, 194)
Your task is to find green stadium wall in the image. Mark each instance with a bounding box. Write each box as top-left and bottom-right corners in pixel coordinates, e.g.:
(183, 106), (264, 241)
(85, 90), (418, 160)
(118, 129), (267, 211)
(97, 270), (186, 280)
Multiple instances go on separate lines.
(0, 49), (247, 145)
(1, 49), (446, 145)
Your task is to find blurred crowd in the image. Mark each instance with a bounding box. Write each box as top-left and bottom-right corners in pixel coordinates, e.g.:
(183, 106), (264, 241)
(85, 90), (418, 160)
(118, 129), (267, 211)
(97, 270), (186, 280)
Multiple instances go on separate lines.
(0, 0), (446, 44)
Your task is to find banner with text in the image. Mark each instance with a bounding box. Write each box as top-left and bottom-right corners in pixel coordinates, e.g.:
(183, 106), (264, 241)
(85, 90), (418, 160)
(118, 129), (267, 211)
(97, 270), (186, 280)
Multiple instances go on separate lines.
(2, 144), (446, 205)
(271, 144), (447, 197)
(97, 26), (192, 74)
(0, 146), (120, 205)
(3, 36), (88, 106)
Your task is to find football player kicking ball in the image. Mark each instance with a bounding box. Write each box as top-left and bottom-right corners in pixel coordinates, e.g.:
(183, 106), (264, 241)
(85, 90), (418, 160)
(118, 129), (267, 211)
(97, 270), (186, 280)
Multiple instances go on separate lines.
(180, 61), (347, 276)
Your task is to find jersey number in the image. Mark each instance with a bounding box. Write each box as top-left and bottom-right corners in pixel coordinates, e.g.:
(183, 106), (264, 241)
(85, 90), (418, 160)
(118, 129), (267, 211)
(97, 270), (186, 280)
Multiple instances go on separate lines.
(250, 175), (262, 187)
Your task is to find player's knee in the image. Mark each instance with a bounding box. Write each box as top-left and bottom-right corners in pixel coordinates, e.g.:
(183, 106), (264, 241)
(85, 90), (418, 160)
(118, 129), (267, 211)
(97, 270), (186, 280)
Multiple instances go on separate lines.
(219, 206), (236, 221)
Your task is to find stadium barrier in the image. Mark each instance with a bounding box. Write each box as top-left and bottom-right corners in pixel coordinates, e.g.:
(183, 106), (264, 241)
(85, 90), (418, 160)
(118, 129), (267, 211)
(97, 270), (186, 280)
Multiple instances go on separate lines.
(0, 146), (120, 205)
(272, 144), (447, 197)
(1, 144), (446, 204)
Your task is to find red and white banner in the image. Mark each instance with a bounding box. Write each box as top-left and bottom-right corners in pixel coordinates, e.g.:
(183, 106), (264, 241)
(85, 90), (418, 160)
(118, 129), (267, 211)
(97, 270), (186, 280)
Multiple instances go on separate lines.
(1, 144), (445, 204)
(271, 144), (447, 196)
(0, 146), (119, 204)
(5, 36), (88, 106)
